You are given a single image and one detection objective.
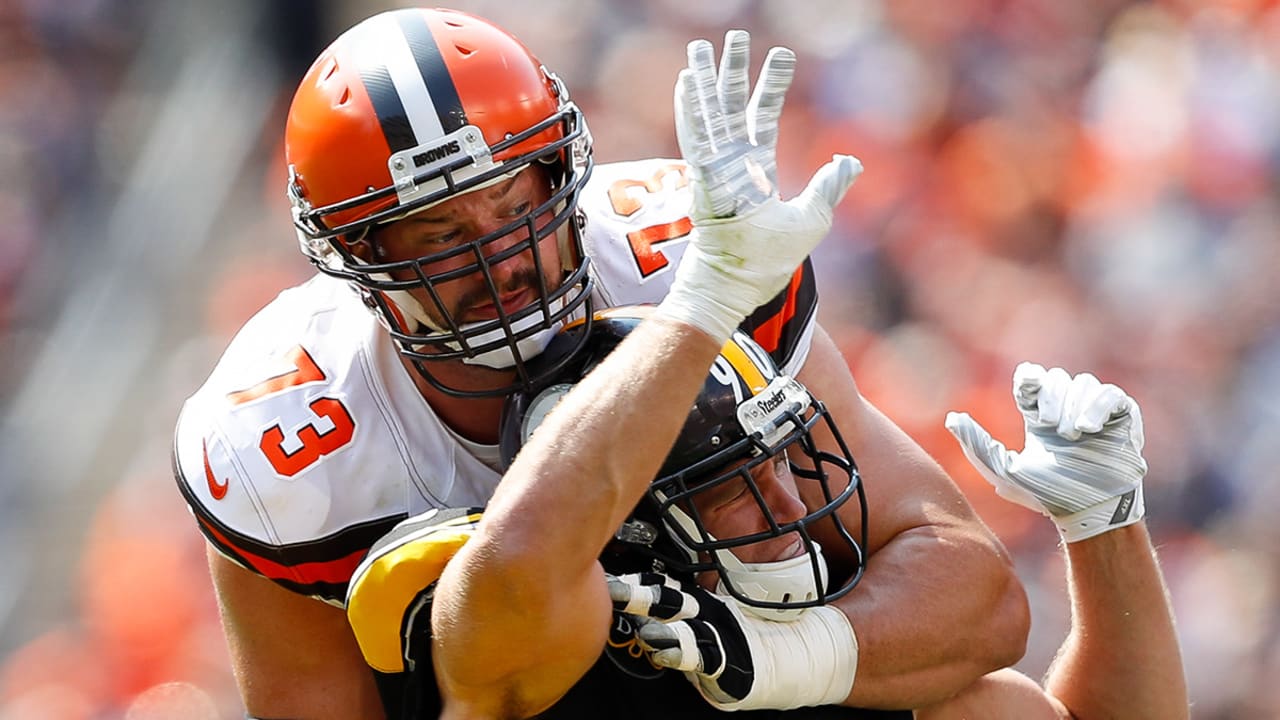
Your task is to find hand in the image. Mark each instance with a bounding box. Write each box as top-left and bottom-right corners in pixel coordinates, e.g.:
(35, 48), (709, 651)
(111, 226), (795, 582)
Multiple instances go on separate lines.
(945, 362), (1148, 542)
(657, 30), (863, 343)
(607, 572), (856, 711)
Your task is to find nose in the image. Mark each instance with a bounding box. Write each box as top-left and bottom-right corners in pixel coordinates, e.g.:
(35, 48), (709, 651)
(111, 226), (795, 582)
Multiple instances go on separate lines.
(754, 460), (807, 528)
(476, 218), (536, 287)
(721, 461), (808, 565)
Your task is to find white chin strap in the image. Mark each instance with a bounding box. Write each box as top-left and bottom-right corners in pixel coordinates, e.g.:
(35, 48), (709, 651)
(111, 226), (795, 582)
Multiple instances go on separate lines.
(381, 287), (568, 370)
(666, 506), (829, 621)
(457, 315), (563, 369)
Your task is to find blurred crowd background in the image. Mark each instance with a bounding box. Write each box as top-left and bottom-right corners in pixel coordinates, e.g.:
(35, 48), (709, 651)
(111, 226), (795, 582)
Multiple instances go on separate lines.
(1, 0), (1277, 717)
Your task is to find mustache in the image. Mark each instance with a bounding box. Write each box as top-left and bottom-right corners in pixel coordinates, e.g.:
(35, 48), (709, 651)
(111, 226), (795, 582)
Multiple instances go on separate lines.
(450, 266), (546, 321)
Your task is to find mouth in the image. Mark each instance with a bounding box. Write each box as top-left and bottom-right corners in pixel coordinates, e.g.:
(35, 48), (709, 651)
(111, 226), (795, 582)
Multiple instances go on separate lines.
(468, 287), (536, 321)
(775, 537), (805, 562)
(722, 536), (804, 567)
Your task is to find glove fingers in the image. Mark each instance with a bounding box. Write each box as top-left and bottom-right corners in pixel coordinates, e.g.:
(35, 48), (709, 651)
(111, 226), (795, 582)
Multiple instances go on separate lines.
(642, 617), (722, 674)
(1028, 366), (1073, 428)
(746, 45), (795, 181)
(634, 614), (676, 648)
(945, 411), (1012, 482)
(945, 411), (1045, 513)
(795, 154), (862, 215)
(1073, 381), (1127, 435)
(686, 39), (730, 152)
(635, 615), (699, 671)
(674, 69), (710, 162)
(716, 30), (750, 144)
(608, 572), (700, 620)
(1058, 372), (1102, 440)
(1013, 361), (1047, 412)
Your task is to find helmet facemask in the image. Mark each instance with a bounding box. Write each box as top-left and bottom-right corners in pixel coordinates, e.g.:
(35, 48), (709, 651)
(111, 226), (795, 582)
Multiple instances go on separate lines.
(629, 375), (867, 620)
(499, 311), (869, 619)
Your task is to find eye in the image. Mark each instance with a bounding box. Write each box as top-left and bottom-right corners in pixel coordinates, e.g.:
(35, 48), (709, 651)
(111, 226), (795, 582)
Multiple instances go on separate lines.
(422, 230), (461, 246)
(698, 476), (748, 513)
(505, 201), (533, 217)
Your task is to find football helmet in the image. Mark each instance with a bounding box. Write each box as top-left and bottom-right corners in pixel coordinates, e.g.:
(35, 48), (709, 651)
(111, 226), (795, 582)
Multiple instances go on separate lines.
(500, 306), (867, 618)
(285, 8), (595, 397)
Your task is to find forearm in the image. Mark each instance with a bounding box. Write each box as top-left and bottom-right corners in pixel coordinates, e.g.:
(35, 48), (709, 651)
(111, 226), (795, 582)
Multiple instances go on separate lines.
(433, 317), (723, 713)
(836, 519), (1028, 709)
(1045, 522), (1188, 720)
(481, 316), (722, 582)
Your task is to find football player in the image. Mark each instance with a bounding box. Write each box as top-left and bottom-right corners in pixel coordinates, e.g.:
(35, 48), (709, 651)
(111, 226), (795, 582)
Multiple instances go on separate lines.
(172, 8), (1026, 719)
(349, 312), (1186, 719)
(610, 359), (1191, 720)
(347, 308), (885, 717)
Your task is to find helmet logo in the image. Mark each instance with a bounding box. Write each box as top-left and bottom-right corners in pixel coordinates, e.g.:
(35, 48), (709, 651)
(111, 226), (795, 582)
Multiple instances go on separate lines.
(388, 125), (494, 204)
(737, 376), (812, 448)
(411, 139), (461, 168)
(754, 386), (791, 414)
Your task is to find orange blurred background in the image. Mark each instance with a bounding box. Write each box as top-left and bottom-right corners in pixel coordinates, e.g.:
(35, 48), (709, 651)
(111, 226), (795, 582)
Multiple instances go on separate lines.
(1, 1), (1277, 717)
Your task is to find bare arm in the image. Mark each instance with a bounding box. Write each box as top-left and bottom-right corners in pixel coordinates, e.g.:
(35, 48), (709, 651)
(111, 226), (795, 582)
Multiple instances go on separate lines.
(913, 523), (1185, 720)
(430, 317), (724, 719)
(1046, 521), (1187, 720)
(206, 544), (387, 719)
(797, 325), (1030, 708)
(938, 361), (1188, 719)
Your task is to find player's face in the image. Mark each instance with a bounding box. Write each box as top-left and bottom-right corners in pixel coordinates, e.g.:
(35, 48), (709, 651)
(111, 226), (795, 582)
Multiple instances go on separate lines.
(366, 164), (562, 332)
(687, 452), (808, 575)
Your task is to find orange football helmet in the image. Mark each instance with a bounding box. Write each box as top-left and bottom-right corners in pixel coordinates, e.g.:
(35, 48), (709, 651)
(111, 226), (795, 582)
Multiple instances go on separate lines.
(285, 8), (594, 396)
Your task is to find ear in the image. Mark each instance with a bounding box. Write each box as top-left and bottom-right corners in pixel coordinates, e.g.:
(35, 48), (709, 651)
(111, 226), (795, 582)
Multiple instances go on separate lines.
(345, 229), (376, 262)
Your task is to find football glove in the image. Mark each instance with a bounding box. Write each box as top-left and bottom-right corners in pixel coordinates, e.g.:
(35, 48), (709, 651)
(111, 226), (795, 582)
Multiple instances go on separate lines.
(607, 572), (856, 711)
(656, 30), (862, 343)
(945, 362), (1148, 543)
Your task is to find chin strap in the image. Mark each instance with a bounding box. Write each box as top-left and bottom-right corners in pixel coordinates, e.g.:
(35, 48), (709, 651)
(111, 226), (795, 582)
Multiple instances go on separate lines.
(454, 297), (569, 369)
(714, 544), (829, 621)
(663, 505), (828, 620)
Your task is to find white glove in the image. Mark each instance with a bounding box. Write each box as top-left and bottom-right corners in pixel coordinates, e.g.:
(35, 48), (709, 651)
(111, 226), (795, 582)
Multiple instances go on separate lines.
(656, 30), (863, 343)
(945, 362), (1148, 543)
(607, 572), (856, 711)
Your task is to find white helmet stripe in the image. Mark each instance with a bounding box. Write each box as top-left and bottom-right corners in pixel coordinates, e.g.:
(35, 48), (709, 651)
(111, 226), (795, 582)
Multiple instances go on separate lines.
(379, 13), (445, 144)
(347, 9), (465, 152)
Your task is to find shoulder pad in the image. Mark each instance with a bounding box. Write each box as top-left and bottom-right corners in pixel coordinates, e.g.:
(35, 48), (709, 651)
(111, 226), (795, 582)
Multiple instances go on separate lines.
(346, 508), (483, 673)
(740, 258), (818, 375)
(580, 159), (695, 305)
(173, 311), (407, 602)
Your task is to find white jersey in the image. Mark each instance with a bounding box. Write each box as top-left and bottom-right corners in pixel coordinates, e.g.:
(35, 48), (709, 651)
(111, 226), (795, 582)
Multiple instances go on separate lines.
(173, 158), (818, 603)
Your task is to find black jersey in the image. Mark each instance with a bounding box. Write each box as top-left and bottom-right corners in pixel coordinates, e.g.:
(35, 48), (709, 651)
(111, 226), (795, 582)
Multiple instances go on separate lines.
(349, 509), (910, 720)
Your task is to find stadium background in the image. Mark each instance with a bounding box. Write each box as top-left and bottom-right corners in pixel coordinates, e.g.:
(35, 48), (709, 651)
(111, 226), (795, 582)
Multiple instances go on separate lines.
(0, 1), (1277, 717)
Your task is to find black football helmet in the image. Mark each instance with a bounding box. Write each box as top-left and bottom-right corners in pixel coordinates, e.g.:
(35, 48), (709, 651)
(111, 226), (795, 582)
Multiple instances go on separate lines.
(500, 306), (867, 618)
